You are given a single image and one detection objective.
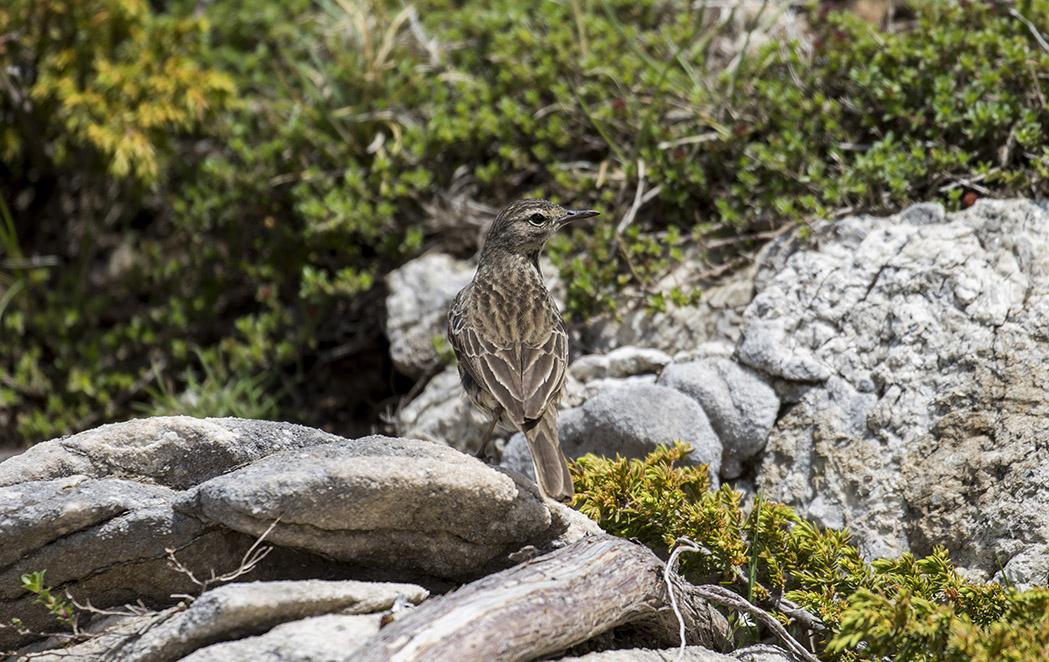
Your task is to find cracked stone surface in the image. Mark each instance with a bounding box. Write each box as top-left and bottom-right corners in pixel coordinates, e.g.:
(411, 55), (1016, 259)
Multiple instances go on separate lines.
(0, 476), (175, 568)
(742, 199), (1049, 581)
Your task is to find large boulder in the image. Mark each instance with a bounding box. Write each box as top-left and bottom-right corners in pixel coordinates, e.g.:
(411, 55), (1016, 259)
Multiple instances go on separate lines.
(743, 199), (1049, 582)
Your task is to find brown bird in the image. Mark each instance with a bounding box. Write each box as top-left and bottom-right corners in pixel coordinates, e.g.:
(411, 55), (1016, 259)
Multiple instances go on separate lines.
(448, 199), (599, 502)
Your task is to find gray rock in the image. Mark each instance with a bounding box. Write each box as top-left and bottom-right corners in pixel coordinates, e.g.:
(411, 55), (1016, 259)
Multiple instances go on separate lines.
(581, 374), (658, 400)
(559, 644), (793, 662)
(504, 384), (722, 481)
(0, 419), (600, 655)
(143, 580), (425, 662)
(568, 346), (673, 382)
(555, 502), (607, 543)
(0, 421), (452, 652)
(732, 644), (799, 662)
(394, 365), (500, 455)
(17, 581), (426, 662)
(747, 199), (1049, 577)
(0, 417), (347, 490)
(0, 476), (175, 567)
(0, 499), (203, 604)
(179, 613), (384, 662)
(384, 253), (474, 378)
(175, 436), (573, 579)
(585, 267), (757, 353)
(671, 340), (736, 364)
(736, 319), (830, 383)
(0, 495), (207, 650)
(659, 358), (779, 479)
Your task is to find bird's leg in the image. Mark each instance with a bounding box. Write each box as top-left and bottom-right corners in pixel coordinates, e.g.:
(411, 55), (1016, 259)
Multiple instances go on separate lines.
(476, 409), (501, 462)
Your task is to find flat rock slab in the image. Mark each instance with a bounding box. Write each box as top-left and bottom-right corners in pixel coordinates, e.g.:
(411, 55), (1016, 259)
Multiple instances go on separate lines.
(139, 579), (427, 662)
(0, 493), (207, 650)
(179, 613), (385, 662)
(0, 476), (175, 568)
(561, 644), (794, 662)
(17, 580), (423, 662)
(175, 437), (570, 579)
(0, 417), (348, 490)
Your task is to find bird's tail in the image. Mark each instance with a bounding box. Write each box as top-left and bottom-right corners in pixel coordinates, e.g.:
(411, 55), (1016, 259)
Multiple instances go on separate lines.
(525, 412), (574, 503)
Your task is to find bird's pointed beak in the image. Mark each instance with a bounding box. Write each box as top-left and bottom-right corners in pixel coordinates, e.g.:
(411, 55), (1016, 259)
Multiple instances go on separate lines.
(558, 209), (600, 226)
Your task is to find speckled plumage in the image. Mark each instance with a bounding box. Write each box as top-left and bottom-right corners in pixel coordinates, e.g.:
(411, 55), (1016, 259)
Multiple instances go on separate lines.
(448, 199), (599, 502)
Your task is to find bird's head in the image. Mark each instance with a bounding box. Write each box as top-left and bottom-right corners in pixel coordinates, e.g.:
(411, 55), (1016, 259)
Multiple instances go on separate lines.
(482, 199), (600, 257)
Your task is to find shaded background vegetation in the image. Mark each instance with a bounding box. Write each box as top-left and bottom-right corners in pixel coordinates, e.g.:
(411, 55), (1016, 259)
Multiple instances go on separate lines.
(2, 0), (1048, 447)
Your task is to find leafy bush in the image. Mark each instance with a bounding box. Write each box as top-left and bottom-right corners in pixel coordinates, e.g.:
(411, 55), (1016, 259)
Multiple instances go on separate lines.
(2, 0), (1048, 445)
(0, 0), (235, 442)
(1, 0), (234, 184)
(571, 443), (1049, 661)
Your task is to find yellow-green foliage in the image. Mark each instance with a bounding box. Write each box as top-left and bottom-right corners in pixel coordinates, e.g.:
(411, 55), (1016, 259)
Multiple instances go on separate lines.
(571, 444), (1049, 661)
(573, 442), (800, 600)
(1, 0), (233, 183)
(830, 583), (1049, 661)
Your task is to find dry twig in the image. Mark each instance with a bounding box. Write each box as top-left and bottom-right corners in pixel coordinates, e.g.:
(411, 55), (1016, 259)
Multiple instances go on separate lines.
(166, 518), (280, 596)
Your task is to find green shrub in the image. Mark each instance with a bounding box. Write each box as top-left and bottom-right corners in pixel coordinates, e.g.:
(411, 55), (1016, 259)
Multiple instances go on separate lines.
(134, 347), (280, 420)
(571, 444), (1049, 661)
(0, 0), (234, 184)
(2, 0), (1048, 445)
(0, 0), (235, 443)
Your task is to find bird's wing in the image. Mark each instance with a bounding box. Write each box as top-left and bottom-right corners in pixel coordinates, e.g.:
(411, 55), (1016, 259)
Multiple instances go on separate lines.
(517, 319), (568, 421)
(448, 290), (567, 426)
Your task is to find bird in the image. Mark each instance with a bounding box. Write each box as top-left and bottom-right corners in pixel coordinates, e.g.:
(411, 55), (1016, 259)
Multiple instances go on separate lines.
(447, 199), (599, 502)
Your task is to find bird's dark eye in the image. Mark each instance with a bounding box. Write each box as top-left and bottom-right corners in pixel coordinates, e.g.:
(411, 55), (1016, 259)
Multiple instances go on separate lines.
(528, 213), (546, 226)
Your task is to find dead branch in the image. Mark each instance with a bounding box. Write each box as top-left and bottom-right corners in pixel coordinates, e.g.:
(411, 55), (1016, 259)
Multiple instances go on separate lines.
(165, 518), (279, 596)
(354, 534), (730, 662)
(691, 585), (819, 662)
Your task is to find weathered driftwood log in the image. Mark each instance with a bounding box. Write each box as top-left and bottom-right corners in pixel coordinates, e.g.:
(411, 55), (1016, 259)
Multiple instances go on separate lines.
(355, 534), (730, 662)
